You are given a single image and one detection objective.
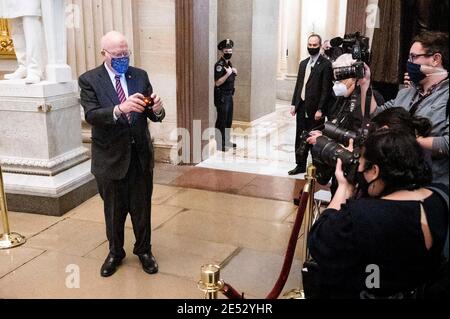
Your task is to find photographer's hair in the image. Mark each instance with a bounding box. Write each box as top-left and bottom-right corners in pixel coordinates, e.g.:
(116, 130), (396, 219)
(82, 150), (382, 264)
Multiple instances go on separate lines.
(370, 107), (432, 137)
(413, 31), (449, 70)
(362, 129), (432, 194)
(309, 34), (322, 45)
(332, 53), (357, 69)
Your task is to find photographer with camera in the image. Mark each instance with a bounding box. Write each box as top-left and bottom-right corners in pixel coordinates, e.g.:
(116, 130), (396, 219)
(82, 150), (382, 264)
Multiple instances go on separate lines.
(307, 129), (448, 299)
(306, 51), (384, 194)
(366, 31), (449, 185)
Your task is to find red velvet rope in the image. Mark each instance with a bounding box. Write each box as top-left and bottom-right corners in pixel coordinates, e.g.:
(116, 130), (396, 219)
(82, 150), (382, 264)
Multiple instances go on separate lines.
(221, 190), (311, 300)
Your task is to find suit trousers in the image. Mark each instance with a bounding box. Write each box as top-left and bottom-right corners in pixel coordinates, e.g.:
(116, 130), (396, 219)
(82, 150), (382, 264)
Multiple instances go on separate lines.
(295, 110), (325, 168)
(215, 94), (234, 148)
(96, 145), (153, 259)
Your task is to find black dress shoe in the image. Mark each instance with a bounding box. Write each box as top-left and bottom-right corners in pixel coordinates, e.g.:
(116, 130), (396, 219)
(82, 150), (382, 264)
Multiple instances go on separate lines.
(288, 166), (306, 176)
(100, 255), (123, 277)
(138, 253), (159, 275)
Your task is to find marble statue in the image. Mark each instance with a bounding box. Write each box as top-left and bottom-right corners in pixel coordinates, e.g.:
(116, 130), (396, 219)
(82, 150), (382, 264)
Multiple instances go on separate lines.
(0, 0), (72, 84)
(0, 0), (45, 84)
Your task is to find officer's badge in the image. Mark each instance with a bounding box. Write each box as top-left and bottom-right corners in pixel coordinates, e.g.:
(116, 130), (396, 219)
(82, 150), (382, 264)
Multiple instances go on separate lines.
(216, 65), (223, 72)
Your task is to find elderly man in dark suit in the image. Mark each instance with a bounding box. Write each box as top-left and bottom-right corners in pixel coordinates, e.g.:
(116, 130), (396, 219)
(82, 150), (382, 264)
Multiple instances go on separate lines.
(289, 34), (334, 175)
(79, 31), (165, 277)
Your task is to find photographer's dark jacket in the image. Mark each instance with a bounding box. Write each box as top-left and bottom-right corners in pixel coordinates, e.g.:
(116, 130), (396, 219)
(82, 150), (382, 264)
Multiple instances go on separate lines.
(79, 65), (165, 180)
(308, 185), (448, 298)
(291, 55), (334, 118)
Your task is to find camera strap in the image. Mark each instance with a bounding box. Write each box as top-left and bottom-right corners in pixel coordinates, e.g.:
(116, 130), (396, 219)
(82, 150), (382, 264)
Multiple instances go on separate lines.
(409, 77), (449, 116)
(361, 86), (373, 132)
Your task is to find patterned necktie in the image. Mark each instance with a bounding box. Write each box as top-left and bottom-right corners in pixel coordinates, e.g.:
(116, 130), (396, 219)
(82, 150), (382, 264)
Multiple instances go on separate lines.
(115, 75), (131, 123)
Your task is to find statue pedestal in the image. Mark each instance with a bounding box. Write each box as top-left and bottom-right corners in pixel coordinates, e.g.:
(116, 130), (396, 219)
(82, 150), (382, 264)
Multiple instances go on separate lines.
(0, 80), (97, 216)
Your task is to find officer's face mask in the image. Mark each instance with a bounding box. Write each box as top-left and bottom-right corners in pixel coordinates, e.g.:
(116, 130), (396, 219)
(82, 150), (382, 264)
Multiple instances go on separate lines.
(223, 53), (233, 60)
(111, 56), (130, 75)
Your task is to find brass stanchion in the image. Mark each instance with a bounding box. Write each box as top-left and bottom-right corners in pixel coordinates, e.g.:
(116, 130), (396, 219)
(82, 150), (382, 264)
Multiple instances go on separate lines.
(0, 166), (26, 249)
(283, 163), (317, 299)
(198, 264), (224, 299)
(299, 164), (316, 264)
(197, 164), (318, 300)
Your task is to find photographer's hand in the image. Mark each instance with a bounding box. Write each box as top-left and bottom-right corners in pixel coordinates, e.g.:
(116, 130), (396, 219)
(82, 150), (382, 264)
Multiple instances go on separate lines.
(328, 159), (355, 210)
(314, 110), (323, 121)
(404, 72), (412, 88)
(358, 63), (371, 91)
(306, 131), (323, 145)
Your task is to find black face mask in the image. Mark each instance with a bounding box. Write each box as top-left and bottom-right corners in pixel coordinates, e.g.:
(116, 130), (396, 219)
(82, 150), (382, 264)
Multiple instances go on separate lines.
(308, 47), (320, 56)
(224, 53), (232, 60)
(324, 49), (332, 57)
(355, 171), (379, 199)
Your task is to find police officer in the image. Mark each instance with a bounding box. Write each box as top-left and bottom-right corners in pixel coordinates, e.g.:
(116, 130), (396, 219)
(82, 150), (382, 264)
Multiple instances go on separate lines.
(214, 39), (237, 151)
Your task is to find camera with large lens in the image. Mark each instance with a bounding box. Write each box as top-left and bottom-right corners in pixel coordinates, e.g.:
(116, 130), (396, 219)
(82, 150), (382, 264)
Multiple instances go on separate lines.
(323, 122), (364, 146)
(312, 136), (360, 184)
(334, 61), (365, 81)
(330, 32), (370, 81)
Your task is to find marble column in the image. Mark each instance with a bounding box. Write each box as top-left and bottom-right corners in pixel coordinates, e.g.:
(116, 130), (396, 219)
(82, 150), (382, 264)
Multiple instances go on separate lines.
(218, 0), (279, 123)
(277, 0), (288, 78)
(285, 0), (302, 79)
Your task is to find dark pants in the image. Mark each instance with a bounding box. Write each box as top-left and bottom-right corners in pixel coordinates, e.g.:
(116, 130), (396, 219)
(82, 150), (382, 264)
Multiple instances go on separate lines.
(215, 94), (234, 148)
(295, 110), (325, 169)
(96, 146), (153, 259)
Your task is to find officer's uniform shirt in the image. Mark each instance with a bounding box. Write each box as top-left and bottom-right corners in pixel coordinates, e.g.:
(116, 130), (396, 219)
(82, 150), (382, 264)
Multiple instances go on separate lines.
(214, 57), (236, 94)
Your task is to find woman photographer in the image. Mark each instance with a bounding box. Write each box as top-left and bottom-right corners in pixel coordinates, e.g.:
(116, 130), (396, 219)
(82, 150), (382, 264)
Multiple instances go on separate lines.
(307, 129), (448, 299)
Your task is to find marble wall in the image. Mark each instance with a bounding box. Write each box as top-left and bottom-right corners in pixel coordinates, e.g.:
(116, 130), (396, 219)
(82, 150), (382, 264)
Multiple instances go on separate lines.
(136, 0), (177, 157)
(250, 0), (279, 121)
(218, 0), (279, 123)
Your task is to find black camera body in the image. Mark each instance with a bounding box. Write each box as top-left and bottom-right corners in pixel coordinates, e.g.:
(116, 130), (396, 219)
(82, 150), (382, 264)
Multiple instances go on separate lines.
(331, 32), (370, 80)
(312, 136), (360, 185)
(311, 122), (369, 185)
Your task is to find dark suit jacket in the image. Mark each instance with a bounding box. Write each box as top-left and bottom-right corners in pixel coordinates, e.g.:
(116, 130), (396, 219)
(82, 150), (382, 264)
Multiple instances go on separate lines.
(79, 65), (165, 180)
(291, 55), (334, 118)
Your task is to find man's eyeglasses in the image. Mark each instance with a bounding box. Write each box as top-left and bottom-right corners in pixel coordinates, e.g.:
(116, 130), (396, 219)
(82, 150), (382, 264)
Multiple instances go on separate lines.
(103, 49), (132, 59)
(408, 52), (434, 62)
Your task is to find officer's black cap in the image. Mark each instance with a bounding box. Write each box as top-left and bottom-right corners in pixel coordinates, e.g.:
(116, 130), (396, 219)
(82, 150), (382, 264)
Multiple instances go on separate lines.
(218, 39), (234, 51)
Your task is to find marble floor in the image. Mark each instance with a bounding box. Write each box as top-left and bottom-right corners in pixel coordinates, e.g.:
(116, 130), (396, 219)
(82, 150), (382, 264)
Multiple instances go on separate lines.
(198, 100), (309, 180)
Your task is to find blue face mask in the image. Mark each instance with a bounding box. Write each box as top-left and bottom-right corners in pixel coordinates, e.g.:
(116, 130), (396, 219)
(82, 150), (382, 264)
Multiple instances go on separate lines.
(407, 61), (426, 86)
(111, 56), (130, 74)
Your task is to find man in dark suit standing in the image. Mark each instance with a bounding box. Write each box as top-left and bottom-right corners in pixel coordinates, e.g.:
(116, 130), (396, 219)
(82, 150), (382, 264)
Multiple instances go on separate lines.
(289, 34), (333, 175)
(79, 31), (165, 277)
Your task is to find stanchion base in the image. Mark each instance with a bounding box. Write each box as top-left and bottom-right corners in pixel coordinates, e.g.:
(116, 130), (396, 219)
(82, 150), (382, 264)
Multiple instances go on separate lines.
(283, 289), (306, 299)
(0, 233), (26, 250)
